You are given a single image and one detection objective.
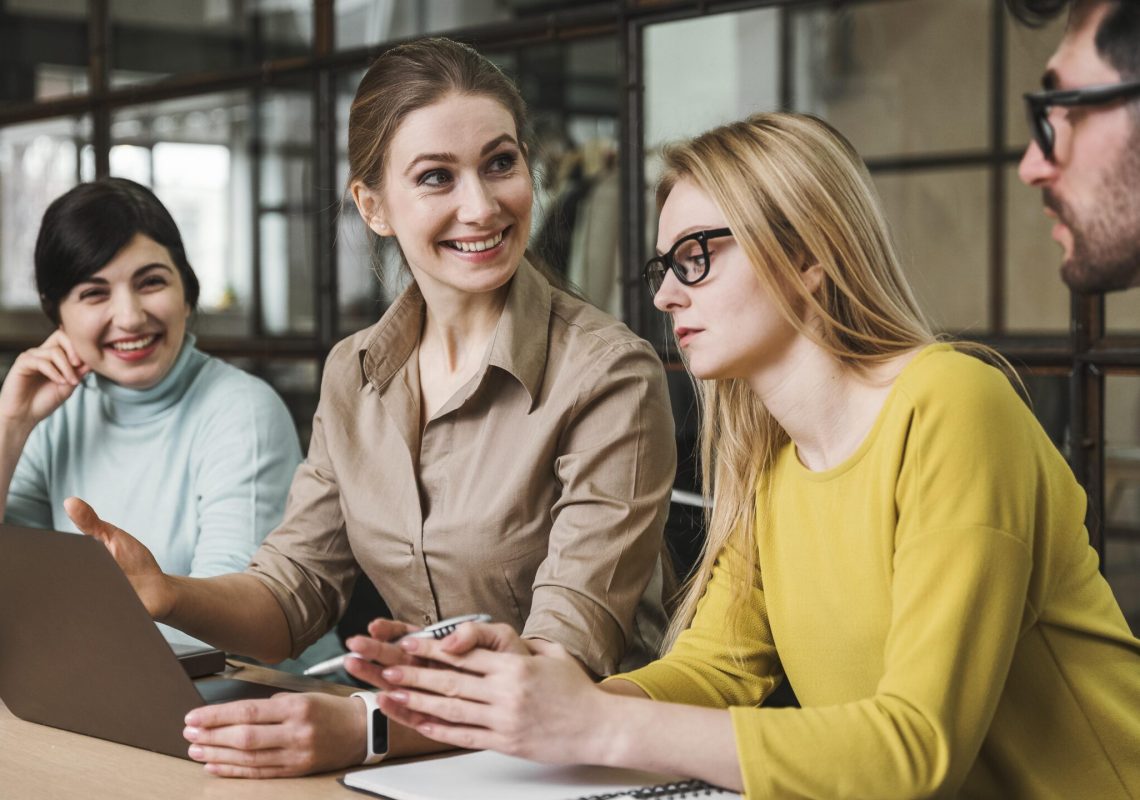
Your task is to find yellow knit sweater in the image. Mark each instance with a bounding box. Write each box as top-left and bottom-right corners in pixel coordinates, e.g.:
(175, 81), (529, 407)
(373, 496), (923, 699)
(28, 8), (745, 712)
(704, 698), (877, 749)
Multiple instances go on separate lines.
(620, 345), (1140, 798)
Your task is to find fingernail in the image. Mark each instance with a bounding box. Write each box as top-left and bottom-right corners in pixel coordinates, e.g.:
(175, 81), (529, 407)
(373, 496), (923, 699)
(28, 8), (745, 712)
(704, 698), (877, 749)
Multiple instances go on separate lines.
(399, 638), (419, 652)
(382, 667), (402, 681)
(184, 726), (200, 741)
(184, 713), (199, 725)
(389, 691), (408, 703)
(188, 745), (203, 759)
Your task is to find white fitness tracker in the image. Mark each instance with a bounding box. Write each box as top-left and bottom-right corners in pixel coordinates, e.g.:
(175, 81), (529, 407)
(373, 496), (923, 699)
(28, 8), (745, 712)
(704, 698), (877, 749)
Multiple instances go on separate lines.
(351, 691), (389, 765)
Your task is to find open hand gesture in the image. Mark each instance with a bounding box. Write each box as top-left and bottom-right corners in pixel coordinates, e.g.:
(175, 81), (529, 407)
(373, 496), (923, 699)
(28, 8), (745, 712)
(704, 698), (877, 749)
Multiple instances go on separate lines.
(64, 496), (176, 620)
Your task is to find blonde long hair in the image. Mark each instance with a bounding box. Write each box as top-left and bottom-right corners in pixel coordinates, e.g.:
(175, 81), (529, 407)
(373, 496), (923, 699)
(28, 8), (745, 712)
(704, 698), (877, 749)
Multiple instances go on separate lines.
(662, 113), (940, 648)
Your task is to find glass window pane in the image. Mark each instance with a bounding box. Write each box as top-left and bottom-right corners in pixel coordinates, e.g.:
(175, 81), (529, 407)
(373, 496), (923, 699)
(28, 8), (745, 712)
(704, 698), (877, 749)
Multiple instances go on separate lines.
(0, 1), (90, 106)
(109, 0), (312, 87)
(256, 85), (316, 336)
(644, 9), (781, 148)
(0, 116), (92, 321)
(1005, 11), (1066, 149)
(260, 211), (314, 335)
(335, 0), (616, 51)
(873, 168), (990, 333)
(1106, 290), (1140, 335)
(337, 0), (500, 50)
(792, 0), (990, 159)
(1005, 164), (1069, 331)
(1105, 374), (1140, 633)
(1019, 368), (1070, 453)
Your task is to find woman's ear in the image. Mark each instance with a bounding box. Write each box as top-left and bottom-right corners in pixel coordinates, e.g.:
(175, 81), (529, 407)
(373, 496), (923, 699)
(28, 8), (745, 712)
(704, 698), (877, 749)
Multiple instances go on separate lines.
(800, 261), (824, 295)
(350, 180), (392, 237)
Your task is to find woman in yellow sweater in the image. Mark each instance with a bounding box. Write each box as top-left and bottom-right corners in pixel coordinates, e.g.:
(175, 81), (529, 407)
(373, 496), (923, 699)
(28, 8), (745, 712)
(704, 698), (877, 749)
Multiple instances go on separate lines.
(360, 112), (1140, 798)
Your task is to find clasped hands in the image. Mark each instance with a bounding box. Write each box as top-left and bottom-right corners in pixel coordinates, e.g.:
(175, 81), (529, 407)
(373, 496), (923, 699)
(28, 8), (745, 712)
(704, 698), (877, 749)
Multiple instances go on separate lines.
(366, 620), (607, 766)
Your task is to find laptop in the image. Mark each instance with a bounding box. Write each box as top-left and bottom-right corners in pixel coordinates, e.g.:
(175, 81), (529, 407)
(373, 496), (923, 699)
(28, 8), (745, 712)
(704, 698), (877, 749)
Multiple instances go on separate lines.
(0, 524), (292, 759)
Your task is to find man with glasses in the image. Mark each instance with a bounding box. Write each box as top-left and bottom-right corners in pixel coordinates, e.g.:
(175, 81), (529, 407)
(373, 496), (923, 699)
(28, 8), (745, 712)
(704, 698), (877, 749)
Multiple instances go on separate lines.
(1011, 0), (1140, 292)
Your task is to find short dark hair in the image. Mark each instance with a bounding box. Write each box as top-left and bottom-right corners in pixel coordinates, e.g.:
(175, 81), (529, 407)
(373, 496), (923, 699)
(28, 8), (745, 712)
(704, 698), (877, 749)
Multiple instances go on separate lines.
(34, 178), (200, 324)
(1006, 0), (1140, 79)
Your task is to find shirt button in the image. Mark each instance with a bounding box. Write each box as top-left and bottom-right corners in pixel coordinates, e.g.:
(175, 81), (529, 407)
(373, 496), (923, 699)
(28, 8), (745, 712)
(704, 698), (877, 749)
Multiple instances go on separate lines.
(422, 613), (433, 625)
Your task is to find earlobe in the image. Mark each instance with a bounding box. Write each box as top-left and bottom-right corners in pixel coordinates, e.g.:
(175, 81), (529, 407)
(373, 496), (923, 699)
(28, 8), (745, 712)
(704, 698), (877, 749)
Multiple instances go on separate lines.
(351, 181), (391, 237)
(368, 214), (391, 237)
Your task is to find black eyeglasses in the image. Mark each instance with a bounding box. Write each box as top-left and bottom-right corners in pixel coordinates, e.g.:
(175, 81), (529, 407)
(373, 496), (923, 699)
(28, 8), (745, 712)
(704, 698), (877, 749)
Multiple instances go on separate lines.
(643, 227), (733, 295)
(1024, 79), (1140, 161)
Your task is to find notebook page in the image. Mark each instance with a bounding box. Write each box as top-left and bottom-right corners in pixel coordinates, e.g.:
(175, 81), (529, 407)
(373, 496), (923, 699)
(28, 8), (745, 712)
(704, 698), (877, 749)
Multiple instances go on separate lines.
(341, 750), (685, 800)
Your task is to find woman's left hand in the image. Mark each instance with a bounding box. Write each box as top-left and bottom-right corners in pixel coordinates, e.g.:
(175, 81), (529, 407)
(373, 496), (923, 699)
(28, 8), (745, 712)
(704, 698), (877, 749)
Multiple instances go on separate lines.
(183, 692), (366, 778)
(378, 633), (605, 765)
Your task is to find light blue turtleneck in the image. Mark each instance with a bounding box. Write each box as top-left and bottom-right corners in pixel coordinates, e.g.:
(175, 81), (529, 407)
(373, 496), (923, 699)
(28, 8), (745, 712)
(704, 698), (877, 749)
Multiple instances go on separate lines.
(5, 335), (304, 651)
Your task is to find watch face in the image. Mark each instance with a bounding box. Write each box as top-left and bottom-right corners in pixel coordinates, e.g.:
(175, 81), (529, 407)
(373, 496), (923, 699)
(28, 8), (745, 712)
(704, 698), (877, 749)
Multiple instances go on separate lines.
(371, 708), (389, 754)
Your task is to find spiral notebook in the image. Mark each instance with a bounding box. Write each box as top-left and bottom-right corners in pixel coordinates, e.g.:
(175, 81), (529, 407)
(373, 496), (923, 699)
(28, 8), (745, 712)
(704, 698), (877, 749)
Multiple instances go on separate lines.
(340, 749), (740, 799)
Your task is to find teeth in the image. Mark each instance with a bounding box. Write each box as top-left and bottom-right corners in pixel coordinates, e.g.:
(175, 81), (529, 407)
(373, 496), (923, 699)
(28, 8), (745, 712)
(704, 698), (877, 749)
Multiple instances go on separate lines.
(110, 336), (157, 352)
(448, 231), (503, 253)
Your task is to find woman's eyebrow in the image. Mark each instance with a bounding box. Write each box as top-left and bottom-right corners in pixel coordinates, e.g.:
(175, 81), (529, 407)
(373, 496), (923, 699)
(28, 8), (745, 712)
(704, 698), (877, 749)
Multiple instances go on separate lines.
(402, 133), (518, 177)
(131, 263), (175, 279)
(75, 263), (173, 286)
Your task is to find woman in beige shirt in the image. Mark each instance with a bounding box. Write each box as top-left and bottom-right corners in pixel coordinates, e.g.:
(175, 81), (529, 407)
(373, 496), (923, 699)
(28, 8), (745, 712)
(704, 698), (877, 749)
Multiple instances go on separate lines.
(67, 37), (675, 777)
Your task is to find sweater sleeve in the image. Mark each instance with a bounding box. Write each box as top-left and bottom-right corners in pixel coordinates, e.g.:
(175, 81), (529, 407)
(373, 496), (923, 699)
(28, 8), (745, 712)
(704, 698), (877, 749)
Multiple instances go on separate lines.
(730, 365), (1044, 799)
(4, 422), (54, 529)
(188, 374), (302, 579)
(613, 533), (782, 709)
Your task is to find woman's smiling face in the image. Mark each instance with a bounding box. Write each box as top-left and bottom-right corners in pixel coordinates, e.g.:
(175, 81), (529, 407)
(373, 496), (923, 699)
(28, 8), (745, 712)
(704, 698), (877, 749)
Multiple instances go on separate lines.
(358, 92), (534, 299)
(56, 233), (190, 390)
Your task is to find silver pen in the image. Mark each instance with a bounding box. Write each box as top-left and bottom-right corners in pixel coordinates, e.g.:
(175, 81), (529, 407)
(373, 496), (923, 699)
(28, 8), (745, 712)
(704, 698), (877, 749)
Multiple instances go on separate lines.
(302, 613), (493, 676)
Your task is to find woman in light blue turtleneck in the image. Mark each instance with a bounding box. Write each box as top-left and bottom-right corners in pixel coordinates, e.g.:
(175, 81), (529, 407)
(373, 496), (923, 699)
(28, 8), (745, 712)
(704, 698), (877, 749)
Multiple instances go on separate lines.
(4, 334), (299, 651)
(0, 178), (324, 662)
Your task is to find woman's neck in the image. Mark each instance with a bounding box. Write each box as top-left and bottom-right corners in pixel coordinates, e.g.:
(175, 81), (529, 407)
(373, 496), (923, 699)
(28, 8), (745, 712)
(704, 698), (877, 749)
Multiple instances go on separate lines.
(414, 277), (511, 428)
(746, 335), (918, 472)
(417, 283), (509, 375)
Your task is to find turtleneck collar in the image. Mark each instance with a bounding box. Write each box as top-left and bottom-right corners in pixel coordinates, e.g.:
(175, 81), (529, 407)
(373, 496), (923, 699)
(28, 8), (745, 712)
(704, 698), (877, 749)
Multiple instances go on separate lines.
(92, 333), (206, 425)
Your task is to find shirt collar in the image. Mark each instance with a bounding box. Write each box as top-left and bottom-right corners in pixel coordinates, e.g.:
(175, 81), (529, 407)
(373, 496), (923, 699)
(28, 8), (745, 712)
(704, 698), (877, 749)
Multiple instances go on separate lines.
(358, 258), (552, 408)
(486, 257), (551, 407)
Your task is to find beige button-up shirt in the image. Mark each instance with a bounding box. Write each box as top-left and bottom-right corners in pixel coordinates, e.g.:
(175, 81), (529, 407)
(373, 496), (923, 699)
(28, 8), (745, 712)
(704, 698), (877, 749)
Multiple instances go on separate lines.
(247, 260), (675, 675)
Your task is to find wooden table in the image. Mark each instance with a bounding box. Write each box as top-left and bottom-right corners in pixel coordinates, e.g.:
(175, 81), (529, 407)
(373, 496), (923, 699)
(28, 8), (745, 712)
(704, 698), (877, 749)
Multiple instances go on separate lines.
(0, 662), (365, 799)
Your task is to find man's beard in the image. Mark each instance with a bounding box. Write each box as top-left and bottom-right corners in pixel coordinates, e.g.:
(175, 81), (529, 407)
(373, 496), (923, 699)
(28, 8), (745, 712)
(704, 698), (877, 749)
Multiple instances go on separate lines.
(1046, 130), (1140, 294)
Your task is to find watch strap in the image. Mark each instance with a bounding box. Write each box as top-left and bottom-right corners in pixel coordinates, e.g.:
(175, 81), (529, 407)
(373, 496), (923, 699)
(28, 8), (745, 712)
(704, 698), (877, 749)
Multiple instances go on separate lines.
(351, 691), (389, 765)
